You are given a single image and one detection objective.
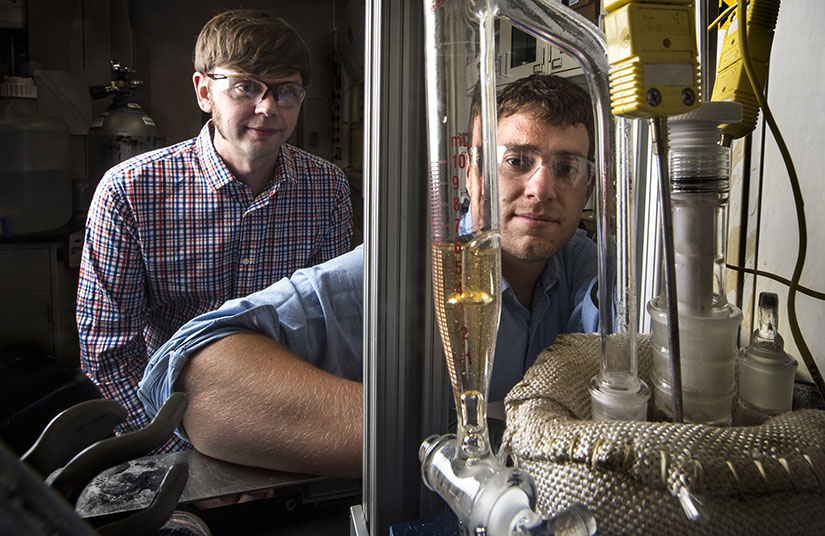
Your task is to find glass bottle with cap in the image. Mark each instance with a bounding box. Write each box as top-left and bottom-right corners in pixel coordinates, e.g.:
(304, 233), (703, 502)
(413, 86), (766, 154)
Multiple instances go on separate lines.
(737, 291), (798, 421)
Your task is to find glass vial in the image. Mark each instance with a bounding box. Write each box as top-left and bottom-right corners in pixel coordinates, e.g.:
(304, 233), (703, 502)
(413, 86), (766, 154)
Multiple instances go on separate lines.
(738, 292), (797, 420)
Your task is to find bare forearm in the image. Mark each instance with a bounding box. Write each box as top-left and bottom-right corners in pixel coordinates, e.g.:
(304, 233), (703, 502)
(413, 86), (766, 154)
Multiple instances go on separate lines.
(178, 333), (362, 478)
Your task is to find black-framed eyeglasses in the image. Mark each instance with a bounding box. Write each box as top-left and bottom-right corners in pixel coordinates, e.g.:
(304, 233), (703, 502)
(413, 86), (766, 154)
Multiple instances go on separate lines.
(495, 146), (595, 188)
(205, 73), (307, 109)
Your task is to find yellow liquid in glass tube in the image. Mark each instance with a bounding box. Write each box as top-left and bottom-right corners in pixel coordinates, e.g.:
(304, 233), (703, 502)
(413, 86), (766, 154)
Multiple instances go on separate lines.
(432, 230), (501, 458)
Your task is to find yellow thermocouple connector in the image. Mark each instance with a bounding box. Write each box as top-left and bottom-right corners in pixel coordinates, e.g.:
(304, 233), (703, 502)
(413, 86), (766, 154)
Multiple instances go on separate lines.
(711, 0), (781, 139)
(603, 0), (702, 118)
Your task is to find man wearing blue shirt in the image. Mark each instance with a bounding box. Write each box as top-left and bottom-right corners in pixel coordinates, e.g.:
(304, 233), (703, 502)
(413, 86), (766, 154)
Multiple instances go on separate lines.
(139, 74), (598, 478)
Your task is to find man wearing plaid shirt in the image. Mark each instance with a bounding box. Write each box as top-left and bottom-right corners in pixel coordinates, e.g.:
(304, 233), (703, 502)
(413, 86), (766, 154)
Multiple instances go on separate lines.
(77, 9), (353, 451)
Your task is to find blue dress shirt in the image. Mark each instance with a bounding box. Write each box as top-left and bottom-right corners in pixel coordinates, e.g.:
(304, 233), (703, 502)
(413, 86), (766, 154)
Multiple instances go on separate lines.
(139, 229), (598, 439)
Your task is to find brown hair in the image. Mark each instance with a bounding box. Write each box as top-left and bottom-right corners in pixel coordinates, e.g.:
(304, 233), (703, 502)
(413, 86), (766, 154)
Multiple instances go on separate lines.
(193, 9), (311, 85)
(471, 74), (594, 159)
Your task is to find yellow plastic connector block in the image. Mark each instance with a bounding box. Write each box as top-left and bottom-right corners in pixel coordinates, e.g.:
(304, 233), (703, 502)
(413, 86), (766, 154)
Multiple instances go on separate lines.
(603, 1), (701, 118)
(603, 0), (691, 12)
(712, 60), (769, 139)
(711, 0), (781, 139)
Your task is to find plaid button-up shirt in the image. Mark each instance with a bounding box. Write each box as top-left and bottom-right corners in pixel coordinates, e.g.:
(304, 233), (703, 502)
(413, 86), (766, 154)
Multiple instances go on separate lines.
(77, 121), (352, 451)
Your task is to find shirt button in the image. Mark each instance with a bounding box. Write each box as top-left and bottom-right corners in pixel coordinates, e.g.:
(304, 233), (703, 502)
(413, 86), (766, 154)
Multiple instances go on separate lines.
(241, 257), (252, 265)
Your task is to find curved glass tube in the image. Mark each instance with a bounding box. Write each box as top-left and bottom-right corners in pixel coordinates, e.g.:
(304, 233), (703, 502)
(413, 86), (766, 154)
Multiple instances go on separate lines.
(424, 0), (647, 456)
(495, 0), (648, 420)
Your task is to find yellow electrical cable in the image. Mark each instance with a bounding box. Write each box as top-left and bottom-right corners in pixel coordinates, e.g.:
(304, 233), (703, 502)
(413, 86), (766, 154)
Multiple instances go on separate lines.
(708, 2), (737, 31)
(736, 0), (824, 397)
(726, 264), (825, 301)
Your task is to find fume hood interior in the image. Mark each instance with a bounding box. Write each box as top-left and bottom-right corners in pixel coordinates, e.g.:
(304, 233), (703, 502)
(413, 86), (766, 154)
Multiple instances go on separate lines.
(1, 0), (824, 535)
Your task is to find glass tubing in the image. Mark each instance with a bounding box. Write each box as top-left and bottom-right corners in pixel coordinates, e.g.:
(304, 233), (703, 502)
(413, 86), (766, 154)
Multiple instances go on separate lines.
(498, 0), (644, 416)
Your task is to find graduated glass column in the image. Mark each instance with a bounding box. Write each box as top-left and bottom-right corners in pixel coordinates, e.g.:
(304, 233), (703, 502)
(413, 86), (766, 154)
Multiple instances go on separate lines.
(424, 0), (500, 461)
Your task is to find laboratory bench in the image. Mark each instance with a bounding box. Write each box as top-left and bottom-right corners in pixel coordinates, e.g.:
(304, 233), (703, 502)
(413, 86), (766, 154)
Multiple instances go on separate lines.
(76, 448), (361, 535)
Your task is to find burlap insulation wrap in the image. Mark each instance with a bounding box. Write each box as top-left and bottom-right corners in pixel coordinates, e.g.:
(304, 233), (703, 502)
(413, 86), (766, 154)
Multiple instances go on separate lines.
(500, 333), (825, 535)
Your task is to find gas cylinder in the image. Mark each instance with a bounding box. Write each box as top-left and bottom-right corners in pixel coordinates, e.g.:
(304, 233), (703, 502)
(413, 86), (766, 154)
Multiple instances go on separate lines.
(87, 62), (165, 193)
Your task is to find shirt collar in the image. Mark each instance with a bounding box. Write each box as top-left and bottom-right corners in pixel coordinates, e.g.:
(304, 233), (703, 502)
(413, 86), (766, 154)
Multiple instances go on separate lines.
(197, 120), (297, 192)
(459, 211), (560, 299)
(272, 142), (299, 190)
(501, 252), (560, 305)
(197, 121), (234, 191)
(536, 254), (561, 296)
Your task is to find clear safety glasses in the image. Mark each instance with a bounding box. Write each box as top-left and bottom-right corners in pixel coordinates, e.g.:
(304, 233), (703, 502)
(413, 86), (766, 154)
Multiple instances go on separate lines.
(205, 73), (307, 108)
(494, 146), (594, 188)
